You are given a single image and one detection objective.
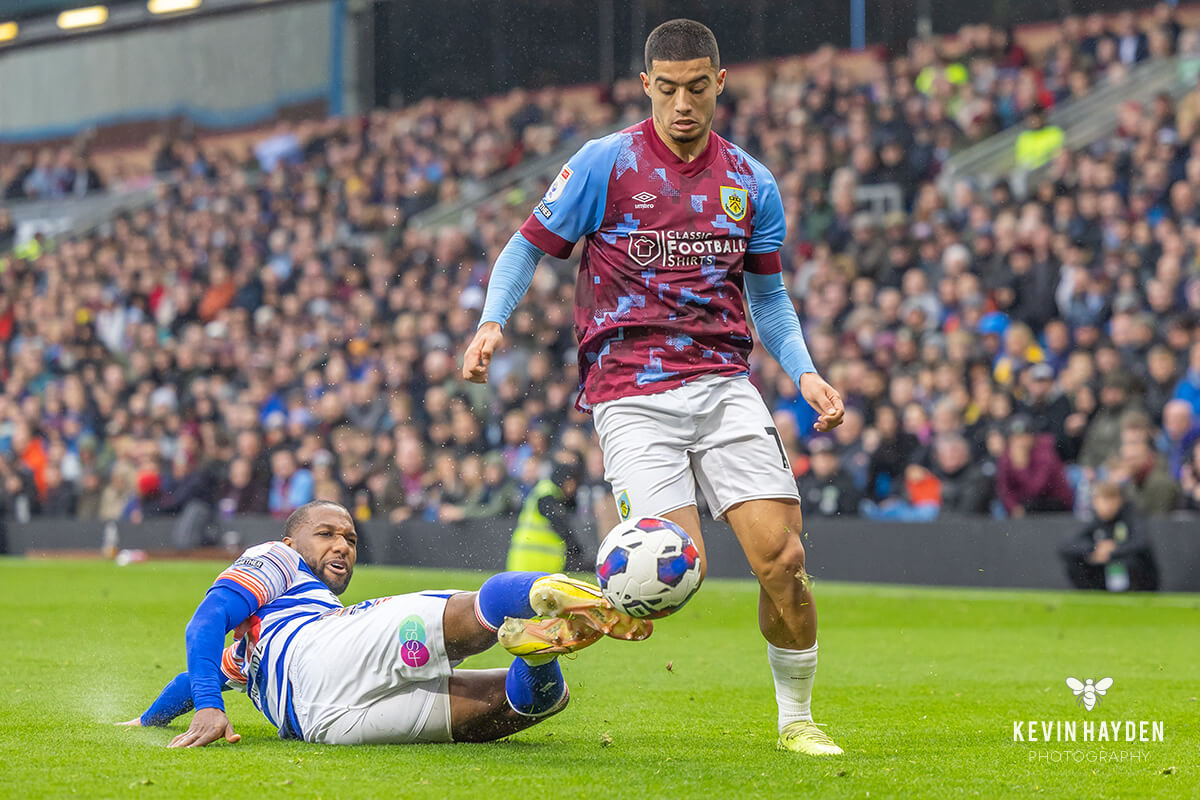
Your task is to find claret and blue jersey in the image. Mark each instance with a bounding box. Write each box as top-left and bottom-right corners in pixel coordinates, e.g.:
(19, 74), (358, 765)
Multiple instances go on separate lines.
(517, 117), (787, 409)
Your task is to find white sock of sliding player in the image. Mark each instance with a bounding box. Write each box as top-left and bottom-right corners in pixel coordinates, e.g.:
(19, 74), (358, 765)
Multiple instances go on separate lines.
(768, 641), (818, 731)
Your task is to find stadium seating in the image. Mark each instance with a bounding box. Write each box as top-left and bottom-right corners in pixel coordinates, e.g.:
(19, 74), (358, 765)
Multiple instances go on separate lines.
(3, 6), (1200, 539)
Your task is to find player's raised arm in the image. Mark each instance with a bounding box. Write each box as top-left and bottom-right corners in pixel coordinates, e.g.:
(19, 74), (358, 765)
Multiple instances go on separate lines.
(741, 159), (844, 432)
(463, 138), (618, 383)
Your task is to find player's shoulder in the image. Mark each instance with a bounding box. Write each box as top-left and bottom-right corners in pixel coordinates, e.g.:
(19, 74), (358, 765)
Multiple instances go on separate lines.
(567, 121), (645, 171)
(714, 134), (779, 193)
(230, 541), (301, 572)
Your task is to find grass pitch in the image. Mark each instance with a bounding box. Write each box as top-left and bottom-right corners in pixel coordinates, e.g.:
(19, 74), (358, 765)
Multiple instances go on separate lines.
(1, 558), (1196, 799)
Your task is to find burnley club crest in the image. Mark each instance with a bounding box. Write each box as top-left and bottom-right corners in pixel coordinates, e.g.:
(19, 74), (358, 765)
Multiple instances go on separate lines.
(720, 186), (748, 221)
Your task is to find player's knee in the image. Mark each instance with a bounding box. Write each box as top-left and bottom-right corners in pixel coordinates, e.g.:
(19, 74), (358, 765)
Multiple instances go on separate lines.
(757, 533), (807, 590)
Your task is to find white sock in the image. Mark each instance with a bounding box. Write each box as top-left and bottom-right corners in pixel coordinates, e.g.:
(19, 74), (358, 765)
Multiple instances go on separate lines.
(767, 641), (818, 731)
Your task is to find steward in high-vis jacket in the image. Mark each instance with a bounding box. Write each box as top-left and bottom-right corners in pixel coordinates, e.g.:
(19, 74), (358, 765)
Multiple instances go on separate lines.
(506, 451), (586, 573)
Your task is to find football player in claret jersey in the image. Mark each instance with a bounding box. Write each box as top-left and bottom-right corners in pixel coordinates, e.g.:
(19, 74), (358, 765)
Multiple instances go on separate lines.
(463, 19), (845, 756)
(121, 501), (651, 746)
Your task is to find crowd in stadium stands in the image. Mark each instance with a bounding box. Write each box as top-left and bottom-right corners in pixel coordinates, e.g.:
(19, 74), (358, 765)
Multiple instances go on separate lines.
(4, 5), (1200, 542)
(2, 147), (106, 202)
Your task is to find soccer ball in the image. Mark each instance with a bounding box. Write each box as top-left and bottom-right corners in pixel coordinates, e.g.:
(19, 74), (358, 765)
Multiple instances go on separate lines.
(595, 516), (702, 618)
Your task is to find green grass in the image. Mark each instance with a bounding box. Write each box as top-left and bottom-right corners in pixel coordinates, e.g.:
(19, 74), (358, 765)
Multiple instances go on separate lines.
(1, 559), (1197, 799)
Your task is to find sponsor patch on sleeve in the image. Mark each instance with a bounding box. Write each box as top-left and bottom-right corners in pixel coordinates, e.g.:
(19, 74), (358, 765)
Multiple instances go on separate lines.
(536, 200), (553, 219)
(544, 164), (572, 203)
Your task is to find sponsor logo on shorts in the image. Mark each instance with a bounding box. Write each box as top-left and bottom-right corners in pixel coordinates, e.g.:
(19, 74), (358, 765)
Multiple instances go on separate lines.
(616, 489), (632, 521)
(398, 614), (430, 667)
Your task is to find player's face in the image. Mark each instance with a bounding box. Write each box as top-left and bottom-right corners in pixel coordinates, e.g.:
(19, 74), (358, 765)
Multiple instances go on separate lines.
(641, 58), (725, 146)
(285, 505), (357, 595)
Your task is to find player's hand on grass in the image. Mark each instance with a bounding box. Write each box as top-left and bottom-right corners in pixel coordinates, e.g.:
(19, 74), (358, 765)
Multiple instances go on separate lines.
(168, 707), (241, 748)
(463, 322), (504, 383)
(799, 373), (845, 432)
(115, 718), (142, 727)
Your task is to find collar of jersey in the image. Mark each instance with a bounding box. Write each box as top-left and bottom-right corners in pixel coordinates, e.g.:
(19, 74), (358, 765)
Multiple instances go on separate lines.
(640, 117), (718, 177)
(297, 557), (321, 582)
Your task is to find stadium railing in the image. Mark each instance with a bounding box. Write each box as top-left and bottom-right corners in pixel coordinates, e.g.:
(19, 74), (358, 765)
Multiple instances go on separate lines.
(6, 180), (160, 249)
(938, 56), (1188, 200)
(409, 123), (624, 232)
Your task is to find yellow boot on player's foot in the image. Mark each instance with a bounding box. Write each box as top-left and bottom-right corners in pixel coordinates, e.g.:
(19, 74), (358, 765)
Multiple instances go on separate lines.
(777, 721), (844, 756)
(497, 616), (604, 666)
(777, 724), (844, 753)
(529, 574), (653, 641)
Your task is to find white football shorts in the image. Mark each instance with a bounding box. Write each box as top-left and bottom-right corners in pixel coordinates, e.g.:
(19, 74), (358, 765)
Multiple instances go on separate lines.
(593, 374), (800, 521)
(287, 591), (459, 744)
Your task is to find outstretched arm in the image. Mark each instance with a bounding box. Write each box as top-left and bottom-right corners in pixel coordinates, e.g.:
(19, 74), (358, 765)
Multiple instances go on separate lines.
(745, 270), (844, 432)
(463, 232), (545, 383)
(167, 586), (253, 748)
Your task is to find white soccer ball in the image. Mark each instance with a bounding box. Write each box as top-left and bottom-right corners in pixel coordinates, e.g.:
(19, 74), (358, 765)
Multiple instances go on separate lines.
(595, 516), (703, 618)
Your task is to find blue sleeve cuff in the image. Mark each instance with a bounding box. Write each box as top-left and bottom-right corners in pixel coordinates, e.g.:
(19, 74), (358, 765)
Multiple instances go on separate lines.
(744, 271), (816, 383)
(141, 671), (233, 726)
(479, 232), (544, 329)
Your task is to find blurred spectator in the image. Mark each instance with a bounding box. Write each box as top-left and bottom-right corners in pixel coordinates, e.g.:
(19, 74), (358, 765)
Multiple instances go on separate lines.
(996, 416), (1073, 517)
(930, 433), (993, 514)
(1179, 439), (1200, 511)
(1143, 344), (1180, 424)
(40, 463), (76, 516)
(1107, 420), (1179, 515)
(1173, 340), (1200, 417)
(864, 405), (919, 501)
(506, 450), (586, 572)
(219, 457), (270, 515)
(268, 450), (314, 519)
(1014, 109), (1065, 171)
(832, 408), (869, 491)
(1058, 481), (1158, 591)
(796, 437), (860, 517)
(1015, 363), (1071, 457)
(1158, 399), (1199, 480)
(860, 463), (941, 521)
(1078, 374), (1142, 469)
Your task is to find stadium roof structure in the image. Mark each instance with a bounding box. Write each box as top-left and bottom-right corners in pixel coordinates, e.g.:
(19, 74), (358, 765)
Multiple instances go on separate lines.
(0, 0), (297, 50)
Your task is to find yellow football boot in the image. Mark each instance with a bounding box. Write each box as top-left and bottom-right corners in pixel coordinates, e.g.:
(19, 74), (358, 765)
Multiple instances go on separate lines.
(529, 573), (653, 641)
(777, 721), (844, 756)
(497, 615), (604, 666)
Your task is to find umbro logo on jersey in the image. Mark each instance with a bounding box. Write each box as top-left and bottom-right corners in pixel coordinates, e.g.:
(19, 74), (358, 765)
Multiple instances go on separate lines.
(632, 191), (657, 209)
